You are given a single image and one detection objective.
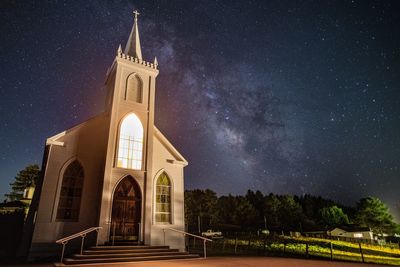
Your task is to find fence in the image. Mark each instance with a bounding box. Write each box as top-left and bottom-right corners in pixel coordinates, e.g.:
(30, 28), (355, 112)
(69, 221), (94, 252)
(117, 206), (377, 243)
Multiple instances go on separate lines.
(186, 232), (400, 265)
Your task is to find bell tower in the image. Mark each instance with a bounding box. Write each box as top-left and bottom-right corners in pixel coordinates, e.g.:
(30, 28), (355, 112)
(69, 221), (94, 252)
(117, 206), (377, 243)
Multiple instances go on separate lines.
(98, 10), (159, 243)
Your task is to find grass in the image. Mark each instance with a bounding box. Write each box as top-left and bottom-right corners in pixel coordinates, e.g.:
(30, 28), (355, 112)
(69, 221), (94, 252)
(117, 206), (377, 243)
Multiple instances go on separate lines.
(189, 236), (400, 266)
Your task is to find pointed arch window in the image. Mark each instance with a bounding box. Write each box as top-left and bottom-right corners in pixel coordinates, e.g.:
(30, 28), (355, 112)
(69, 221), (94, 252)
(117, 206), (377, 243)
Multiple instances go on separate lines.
(155, 172), (172, 223)
(126, 74), (142, 103)
(56, 160), (84, 221)
(117, 113), (143, 170)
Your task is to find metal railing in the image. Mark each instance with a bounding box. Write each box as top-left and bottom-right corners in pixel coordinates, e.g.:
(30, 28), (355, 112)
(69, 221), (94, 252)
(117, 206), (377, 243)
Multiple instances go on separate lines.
(162, 228), (212, 258)
(56, 226), (102, 264)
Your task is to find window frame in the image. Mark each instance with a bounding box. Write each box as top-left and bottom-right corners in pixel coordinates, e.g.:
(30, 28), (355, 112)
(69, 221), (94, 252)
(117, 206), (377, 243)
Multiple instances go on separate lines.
(55, 160), (84, 222)
(125, 73), (143, 103)
(154, 171), (173, 225)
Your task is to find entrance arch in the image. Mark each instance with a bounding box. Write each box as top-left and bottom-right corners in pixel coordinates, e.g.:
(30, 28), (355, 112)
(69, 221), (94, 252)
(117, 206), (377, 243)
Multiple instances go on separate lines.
(111, 176), (141, 241)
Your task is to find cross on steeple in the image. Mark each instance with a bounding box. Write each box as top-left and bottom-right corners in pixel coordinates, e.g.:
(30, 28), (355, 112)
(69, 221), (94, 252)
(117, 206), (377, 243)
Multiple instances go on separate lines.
(124, 9), (143, 60)
(133, 10), (140, 21)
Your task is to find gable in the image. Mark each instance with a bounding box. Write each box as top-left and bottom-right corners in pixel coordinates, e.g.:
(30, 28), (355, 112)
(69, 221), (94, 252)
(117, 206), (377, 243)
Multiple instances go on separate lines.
(46, 113), (108, 146)
(153, 126), (188, 166)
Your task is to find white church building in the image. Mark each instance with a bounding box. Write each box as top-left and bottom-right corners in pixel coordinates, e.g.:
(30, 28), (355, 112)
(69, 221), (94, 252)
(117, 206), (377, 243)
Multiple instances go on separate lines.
(28, 11), (188, 257)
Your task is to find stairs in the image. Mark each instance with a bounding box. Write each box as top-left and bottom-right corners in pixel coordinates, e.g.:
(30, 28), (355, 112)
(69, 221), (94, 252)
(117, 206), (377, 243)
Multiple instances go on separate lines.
(62, 245), (200, 265)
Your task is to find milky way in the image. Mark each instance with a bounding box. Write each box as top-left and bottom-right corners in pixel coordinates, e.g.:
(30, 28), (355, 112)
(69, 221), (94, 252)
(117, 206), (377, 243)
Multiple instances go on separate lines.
(0, 1), (399, 219)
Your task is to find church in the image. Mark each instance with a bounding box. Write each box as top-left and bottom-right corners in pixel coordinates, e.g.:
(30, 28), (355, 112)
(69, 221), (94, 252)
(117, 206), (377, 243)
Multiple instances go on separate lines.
(28, 11), (188, 258)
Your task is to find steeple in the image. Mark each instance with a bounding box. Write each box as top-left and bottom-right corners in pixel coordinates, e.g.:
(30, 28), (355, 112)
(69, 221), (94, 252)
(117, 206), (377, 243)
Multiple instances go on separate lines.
(124, 10), (143, 60)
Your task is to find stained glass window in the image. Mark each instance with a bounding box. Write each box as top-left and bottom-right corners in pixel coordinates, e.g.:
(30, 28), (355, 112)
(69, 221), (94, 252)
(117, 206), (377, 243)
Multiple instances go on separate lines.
(56, 160), (84, 221)
(155, 172), (171, 223)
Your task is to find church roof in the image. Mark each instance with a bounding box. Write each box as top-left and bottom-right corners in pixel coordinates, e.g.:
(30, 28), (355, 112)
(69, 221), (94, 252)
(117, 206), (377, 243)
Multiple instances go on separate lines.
(124, 10), (143, 60)
(46, 113), (108, 146)
(154, 126), (188, 166)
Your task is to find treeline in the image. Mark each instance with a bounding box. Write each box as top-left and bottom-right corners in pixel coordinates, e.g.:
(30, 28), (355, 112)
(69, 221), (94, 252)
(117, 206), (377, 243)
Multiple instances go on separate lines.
(185, 189), (398, 235)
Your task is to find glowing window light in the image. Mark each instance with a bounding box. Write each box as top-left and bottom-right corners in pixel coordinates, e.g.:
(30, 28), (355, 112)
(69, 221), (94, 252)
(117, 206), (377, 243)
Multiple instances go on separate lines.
(117, 113), (143, 170)
(155, 172), (172, 223)
(354, 233), (363, 238)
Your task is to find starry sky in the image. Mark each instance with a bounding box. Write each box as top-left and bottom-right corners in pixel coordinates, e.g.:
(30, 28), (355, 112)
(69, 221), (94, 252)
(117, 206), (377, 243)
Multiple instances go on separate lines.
(1, 1), (399, 220)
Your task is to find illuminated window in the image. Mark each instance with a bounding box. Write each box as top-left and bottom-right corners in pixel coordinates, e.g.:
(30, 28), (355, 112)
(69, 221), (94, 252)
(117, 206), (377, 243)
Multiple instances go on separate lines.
(126, 74), (142, 103)
(155, 172), (172, 223)
(354, 233), (363, 238)
(56, 160), (84, 221)
(116, 113), (143, 170)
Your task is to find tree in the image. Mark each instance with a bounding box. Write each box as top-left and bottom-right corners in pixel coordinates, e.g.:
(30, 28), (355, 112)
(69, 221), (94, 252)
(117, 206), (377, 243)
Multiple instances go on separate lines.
(233, 196), (258, 230)
(215, 195), (237, 228)
(185, 189), (218, 232)
(5, 164), (40, 201)
(245, 190), (265, 227)
(320, 205), (349, 227)
(355, 197), (396, 235)
(263, 193), (281, 229)
(277, 195), (304, 231)
(300, 194), (336, 224)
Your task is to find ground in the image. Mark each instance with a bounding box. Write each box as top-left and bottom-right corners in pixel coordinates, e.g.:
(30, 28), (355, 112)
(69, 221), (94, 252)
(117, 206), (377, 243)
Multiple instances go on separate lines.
(5, 257), (388, 267)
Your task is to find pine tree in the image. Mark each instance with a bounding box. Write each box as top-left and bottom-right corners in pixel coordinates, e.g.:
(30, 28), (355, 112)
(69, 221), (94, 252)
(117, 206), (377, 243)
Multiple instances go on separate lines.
(355, 197), (396, 235)
(5, 164), (40, 201)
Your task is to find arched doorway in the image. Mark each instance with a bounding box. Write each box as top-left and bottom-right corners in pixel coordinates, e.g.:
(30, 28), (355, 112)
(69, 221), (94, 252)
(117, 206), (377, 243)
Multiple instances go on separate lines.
(111, 176), (141, 241)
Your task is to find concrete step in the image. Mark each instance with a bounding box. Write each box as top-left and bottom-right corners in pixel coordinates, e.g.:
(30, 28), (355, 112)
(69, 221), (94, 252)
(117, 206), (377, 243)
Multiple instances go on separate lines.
(63, 253), (200, 265)
(104, 240), (142, 246)
(72, 250), (188, 259)
(61, 245), (201, 265)
(82, 248), (178, 255)
(88, 245), (169, 250)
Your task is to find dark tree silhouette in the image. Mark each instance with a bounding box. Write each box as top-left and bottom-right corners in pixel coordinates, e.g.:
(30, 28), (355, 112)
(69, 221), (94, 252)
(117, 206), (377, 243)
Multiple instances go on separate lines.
(5, 164), (40, 201)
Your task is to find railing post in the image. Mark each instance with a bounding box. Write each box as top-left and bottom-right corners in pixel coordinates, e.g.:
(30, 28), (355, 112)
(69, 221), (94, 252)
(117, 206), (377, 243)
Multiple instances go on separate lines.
(203, 239), (207, 259)
(80, 234), (86, 255)
(163, 229), (166, 245)
(60, 241), (67, 265)
(234, 234), (238, 254)
(95, 228), (100, 247)
(359, 243), (364, 263)
(305, 242), (309, 258)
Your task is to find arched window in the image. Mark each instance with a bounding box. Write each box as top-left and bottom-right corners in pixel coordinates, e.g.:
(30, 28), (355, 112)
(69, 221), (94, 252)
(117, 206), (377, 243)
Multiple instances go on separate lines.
(155, 172), (172, 223)
(116, 113), (143, 170)
(126, 74), (142, 103)
(56, 160), (84, 221)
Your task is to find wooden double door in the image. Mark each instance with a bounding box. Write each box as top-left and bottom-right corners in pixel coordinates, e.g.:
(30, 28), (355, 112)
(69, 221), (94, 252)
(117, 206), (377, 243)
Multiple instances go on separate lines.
(111, 176), (141, 241)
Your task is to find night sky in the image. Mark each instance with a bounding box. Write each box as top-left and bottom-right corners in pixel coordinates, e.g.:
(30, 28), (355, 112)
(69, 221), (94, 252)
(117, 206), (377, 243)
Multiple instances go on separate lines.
(1, 1), (399, 219)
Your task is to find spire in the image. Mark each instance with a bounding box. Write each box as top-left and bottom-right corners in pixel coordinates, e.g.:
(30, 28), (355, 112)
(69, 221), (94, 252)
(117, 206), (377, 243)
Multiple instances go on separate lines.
(153, 56), (158, 67)
(124, 10), (143, 60)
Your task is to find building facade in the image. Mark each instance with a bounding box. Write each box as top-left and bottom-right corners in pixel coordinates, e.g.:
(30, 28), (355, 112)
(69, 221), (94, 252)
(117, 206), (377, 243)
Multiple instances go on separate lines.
(28, 12), (188, 257)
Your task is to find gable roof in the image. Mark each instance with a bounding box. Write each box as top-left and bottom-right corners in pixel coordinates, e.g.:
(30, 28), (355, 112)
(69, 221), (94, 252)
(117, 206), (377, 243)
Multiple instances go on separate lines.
(153, 126), (188, 166)
(330, 225), (371, 233)
(46, 113), (108, 146)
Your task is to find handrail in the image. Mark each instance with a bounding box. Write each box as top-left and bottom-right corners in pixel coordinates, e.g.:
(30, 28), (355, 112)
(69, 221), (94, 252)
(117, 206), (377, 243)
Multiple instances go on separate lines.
(162, 228), (212, 258)
(56, 227), (101, 244)
(55, 226), (102, 265)
(163, 228), (212, 242)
